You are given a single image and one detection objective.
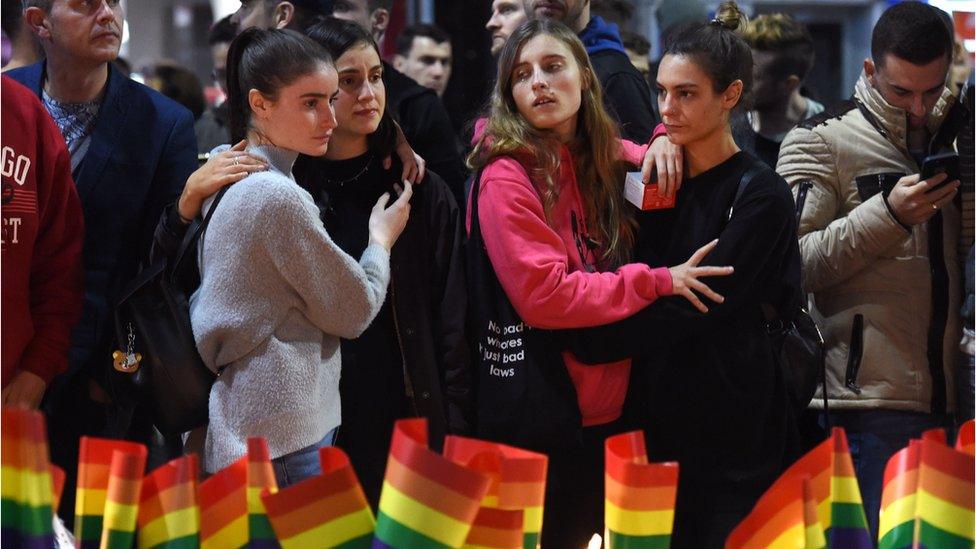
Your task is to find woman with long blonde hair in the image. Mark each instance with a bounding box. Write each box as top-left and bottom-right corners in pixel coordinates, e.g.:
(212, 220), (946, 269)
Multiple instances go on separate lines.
(467, 19), (731, 545)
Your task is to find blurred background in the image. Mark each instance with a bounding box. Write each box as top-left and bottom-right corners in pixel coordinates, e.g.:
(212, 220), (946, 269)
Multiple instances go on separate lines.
(5, 0), (974, 136)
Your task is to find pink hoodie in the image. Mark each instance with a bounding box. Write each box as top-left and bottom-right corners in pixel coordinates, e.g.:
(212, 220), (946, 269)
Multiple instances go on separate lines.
(471, 136), (673, 426)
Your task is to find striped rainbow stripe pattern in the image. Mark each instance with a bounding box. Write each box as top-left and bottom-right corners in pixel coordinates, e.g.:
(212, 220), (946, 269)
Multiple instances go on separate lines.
(878, 441), (919, 549)
(604, 430), (679, 549)
(100, 446), (147, 548)
(75, 437), (147, 549)
(726, 475), (825, 548)
(443, 436), (548, 549)
(0, 407), (56, 549)
(774, 428), (872, 548)
(463, 507), (523, 549)
(915, 439), (975, 547)
(136, 454), (200, 549)
(246, 438), (279, 548)
(374, 418), (492, 548)
(199, 455), (248, 549)
(956, 419), (974, 456)
(261, 446), (374, 548)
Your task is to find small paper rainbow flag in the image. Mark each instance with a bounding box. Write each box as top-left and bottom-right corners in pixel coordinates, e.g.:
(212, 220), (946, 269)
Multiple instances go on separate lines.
(136, 454), (200, 549)
(603, 431), (678, 549)
(726, 475), (826, 548)
(100, 446), (147, 548)
(772, 428), (872, 548)
(443, 436), (547, 549)
(878, 441), (920, 549)
(915, 438), (974, 547)
(246, 438), (279, 548)
(261, 446), (375, 548)
(75, 437), (148, 549)
(199, 456), (248, 549)
(0, 407), (56, 549)
(373, 419), (492, 548)
(956, 419), (974, 456)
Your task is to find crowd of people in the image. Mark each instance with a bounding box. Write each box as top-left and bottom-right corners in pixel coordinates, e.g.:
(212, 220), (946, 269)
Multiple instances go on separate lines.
(2, 0), (973, 546)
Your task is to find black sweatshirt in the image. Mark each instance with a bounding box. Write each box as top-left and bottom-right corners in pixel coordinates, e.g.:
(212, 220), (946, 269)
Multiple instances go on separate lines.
(568, 151), (802, 497)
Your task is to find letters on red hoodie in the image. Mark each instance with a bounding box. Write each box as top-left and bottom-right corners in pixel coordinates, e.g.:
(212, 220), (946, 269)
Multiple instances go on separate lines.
(474, 139), (672, 426)
(1, 76), (84, 386)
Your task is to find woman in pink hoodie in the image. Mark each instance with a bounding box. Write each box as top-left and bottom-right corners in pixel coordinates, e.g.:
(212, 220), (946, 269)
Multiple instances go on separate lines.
(467, 18), (731, 545)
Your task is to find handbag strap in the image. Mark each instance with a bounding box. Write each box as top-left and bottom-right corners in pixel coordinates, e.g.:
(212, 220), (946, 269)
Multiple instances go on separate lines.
(171, 186), (230, 276)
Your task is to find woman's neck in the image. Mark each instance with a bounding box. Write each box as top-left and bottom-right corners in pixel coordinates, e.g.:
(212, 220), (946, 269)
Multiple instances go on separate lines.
(683, 126), (740, 178)
(325, 131), (370, 161)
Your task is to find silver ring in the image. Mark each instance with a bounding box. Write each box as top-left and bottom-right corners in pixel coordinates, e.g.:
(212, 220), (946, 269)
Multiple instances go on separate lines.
(932, 203), (939, 211)
(233, 156), (240, 166)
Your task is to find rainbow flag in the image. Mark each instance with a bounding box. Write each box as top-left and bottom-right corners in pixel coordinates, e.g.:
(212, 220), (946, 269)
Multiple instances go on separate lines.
(246, 438), (279, 548)
(463, 507), (524, 549)
(443, 436), (547, 549)
(261, 446), (375, 548)
(136, 454), (200, 549)
(773, 428), (872, 548)
(915, 439), (974, 547)
(956, 419), (974, 456)
(878, 441), (920, 549)
(0, 407), (56, 549)
(76, 437), (148, 549)
(727, 475), (826, 548)
(374, 418), (492, 548)
(199, 456), (248, 549)
(101, 446), (148, 548)
(603, 431), (678, 549)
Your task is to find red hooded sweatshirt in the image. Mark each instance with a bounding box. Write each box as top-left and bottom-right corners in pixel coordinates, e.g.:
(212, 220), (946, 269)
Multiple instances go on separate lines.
(1, 76), (84, 386)
(472, 137), (672, 426)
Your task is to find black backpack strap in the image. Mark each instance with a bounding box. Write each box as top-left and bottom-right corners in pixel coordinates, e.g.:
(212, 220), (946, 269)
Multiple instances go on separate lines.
(171, 186), (230, 276)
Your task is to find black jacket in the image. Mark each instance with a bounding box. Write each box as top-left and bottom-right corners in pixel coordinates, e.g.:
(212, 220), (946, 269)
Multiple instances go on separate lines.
(293, 156), (473, 444)
(383, 62), (468, 208)
(567, 153), (801, 493)
(590, 49), (658, 143)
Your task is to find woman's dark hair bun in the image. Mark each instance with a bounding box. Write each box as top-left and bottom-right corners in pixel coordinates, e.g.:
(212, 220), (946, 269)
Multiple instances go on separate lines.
(712, 1), (747, 32)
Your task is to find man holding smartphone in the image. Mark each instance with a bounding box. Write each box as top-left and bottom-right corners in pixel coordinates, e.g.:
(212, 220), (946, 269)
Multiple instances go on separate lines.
(776, 3), (966, 540)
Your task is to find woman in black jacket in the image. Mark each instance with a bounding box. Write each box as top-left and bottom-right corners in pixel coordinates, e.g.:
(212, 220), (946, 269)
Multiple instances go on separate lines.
(292, 17), (471, 507)
(569, 3), (801, 546)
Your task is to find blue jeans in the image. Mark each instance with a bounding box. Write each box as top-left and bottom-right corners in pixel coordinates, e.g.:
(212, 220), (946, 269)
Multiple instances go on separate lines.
(823, 410), (948, 543)
(271, 428), (337, 488)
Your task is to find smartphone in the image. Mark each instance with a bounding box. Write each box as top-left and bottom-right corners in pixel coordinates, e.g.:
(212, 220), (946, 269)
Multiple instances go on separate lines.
(921, 152), (960, 193)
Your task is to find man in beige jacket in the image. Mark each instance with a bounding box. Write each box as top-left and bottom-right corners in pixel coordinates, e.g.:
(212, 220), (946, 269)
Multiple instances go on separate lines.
(777, 2), (965, 539)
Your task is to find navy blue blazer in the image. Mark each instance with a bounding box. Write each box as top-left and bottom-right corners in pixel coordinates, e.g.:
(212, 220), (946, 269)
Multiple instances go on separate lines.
(8, 61), (198, 373)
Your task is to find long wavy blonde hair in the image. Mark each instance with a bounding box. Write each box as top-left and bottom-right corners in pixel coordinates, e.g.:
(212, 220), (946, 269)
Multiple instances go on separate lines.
(468, 19), (634, 267)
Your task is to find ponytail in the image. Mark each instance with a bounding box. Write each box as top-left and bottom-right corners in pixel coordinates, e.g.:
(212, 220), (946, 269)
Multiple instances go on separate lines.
(224, 27), (333, 143)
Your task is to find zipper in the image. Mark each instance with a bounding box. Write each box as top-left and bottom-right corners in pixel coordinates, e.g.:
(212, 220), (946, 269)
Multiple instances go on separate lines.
(390, 277), (421, 416)
(795, 181), (813, 228)
(845, 314), (864, 394)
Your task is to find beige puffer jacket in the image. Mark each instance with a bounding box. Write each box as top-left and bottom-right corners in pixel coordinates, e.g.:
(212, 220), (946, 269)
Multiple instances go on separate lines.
(777, 71), (961, 415)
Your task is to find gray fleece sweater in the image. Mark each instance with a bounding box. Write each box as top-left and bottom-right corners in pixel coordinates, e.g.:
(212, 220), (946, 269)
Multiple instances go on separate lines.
(189, 144), (390, 472)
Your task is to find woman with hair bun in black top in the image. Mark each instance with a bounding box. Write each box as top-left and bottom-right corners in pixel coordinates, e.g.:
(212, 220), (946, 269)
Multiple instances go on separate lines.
(569, 2), (802, 545)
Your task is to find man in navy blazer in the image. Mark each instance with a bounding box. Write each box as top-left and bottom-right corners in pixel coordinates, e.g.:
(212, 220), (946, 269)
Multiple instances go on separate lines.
(10, 0), (197, 522)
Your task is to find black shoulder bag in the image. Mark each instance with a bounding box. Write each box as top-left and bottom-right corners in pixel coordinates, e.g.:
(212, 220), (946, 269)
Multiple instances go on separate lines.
(466, 172), (582, 452)
(111, 188), (228, 435)
(729, 163), (827, 416)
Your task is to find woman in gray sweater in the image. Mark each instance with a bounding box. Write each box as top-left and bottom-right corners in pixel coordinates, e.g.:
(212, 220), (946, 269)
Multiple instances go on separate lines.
(188, 28), (412, 486)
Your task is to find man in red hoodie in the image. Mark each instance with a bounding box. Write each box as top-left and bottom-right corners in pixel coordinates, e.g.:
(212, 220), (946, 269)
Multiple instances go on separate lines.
(1, 75), (84, 409)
